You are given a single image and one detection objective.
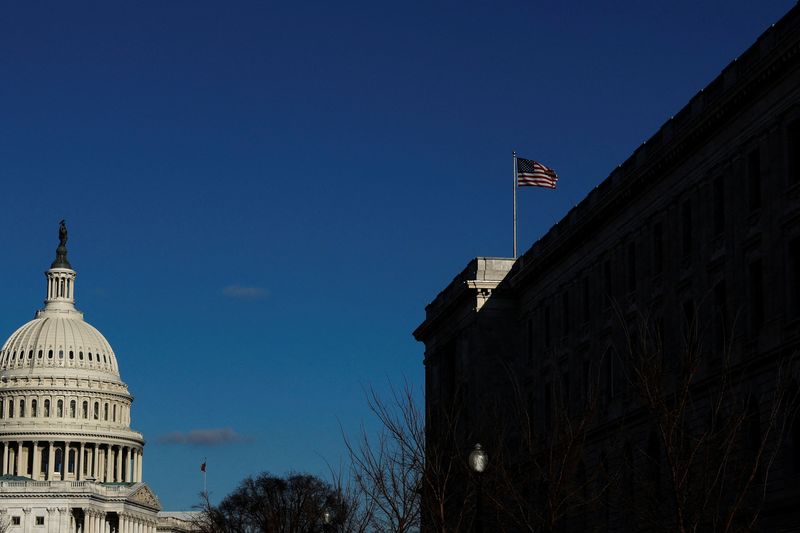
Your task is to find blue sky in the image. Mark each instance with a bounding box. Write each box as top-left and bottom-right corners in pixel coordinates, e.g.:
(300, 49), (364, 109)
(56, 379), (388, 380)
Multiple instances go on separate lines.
(0, 1), (795, 510)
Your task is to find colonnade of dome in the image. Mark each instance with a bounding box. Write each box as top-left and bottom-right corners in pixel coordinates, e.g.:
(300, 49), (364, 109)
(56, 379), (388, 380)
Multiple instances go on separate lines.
(0, 440), (142, 482)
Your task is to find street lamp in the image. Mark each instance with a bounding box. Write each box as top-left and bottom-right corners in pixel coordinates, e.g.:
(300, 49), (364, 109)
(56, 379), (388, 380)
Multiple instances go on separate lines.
(322, 508), (334, 533)
(469, 443), (488, 533)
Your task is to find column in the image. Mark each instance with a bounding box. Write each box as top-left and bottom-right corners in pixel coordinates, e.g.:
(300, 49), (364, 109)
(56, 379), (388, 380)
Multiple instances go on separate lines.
(132, 449), (138, 482)
(92, 444), (98, 479)
(124, 448), (131, 482)
(32, 441), (40, 481)
(104, 446), (111, 483)
(47, 441), (55, 480)
(3, 442), (9, 475)
(15, 441), (23, 476)
(120, 515), (127, 533)
(136, 449), (142, 481)
(79, 442), (85, 481)
(61, 442), (69, 480)
(115, 446), (122, 482)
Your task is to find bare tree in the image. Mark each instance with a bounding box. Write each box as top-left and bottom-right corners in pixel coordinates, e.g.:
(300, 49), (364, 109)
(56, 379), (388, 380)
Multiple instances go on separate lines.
(486, 358), (609, 533)
(343, 381), (477, 533)
(344, 384), (421, 533)
(618, 310), (799, 533)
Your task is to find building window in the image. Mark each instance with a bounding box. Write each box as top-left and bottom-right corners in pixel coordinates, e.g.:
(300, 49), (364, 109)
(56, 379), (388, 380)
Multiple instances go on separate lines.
(627, 241), (637, 293)
(113, 404), (117, 422)
(749, 259), (765, 331)
(8, 399), (13, 418)
(788, 119), (800, 184)
(789, 237), (800, 319)
(683, 299), (696, 336)
(69, 350), (74, 359)
(79, 351), (83, 360)
(57, 399), (63, 417)
(19, 399), (25, 417)
(747, 148), (761, 211)
(11, 517), (20, 526)
(32, 399), (38, 417)
(104, 403), (109, 421)
(70, 400), (76, 418)
(713, 176), (725, 235)
(713, 281), (727, 355)
(581, 277), (590, 323)
(68, 449), (76, 473)
(94, 402), (99, 420)
(544, 306), (552, 347)
(35, 516), (44, 526)
(82, 401), (88, 419)
(526, 318), (533, 360)
(47, 349), (53, 359)
(544, 382), (553, 430)
(682, 199), (693, 257)
(1, 400), (4, 419)
(44, 399), (50, 417)
(604, 348), (616, 402)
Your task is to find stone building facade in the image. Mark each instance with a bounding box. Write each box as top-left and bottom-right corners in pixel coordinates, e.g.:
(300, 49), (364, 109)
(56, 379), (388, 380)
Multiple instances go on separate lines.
(415, 4), (800, 531)
(0, 227), (195, 533)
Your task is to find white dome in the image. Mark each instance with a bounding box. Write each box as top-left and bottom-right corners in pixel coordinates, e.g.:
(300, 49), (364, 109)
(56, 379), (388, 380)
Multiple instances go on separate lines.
(0, 314), (119, 378)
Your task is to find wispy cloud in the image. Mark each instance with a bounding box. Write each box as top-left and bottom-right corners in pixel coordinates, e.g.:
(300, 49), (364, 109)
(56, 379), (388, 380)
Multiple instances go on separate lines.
(222, 284), (269, 300)
(157, 428), (253, 446)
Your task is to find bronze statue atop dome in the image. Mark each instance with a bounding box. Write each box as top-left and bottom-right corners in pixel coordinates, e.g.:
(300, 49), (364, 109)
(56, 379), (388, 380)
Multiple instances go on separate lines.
(51, 219), (72, 269)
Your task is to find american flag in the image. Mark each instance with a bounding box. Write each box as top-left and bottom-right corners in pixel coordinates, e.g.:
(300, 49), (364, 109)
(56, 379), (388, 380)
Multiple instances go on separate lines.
(517, 157), (558, 189)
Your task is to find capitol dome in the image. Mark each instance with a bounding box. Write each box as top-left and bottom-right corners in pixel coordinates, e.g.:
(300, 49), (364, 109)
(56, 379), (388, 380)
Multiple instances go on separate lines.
(0, 222), (145, 490)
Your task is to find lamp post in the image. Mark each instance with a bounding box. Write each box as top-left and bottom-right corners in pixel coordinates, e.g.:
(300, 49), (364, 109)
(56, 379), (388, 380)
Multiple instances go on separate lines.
(469, 443), (488, 533)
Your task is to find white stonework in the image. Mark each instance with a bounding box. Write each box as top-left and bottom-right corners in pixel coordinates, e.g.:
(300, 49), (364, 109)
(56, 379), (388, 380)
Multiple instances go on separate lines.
(0, 228), (195, 533)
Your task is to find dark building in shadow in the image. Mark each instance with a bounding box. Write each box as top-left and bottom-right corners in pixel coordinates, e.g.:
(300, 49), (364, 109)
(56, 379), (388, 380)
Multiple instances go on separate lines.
(415, 5), (800, 532)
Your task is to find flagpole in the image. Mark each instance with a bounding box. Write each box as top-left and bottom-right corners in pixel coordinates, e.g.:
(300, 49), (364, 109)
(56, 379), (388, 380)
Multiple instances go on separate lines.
(513, 150), (518, 259)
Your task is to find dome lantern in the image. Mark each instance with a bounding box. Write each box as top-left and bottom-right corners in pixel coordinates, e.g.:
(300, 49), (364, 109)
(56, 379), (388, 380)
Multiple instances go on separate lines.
(42, 220), (78, 316)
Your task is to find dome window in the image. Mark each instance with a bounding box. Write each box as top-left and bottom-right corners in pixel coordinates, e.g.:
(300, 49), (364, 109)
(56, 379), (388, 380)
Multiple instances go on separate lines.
(82, 401), (88, 419)
(70, 400), (76, 418)
(19, 399), (25, 418)
(11, 351), (15, 360)
(69, 351), (73, 359)
(88, 352), (93, 362)
(38, 350), (42, 359)
(28, 350), (33, 359)
(31, 399), (37, 417)
(0, 401), (4, 419)
(104, 403), (109, 421)
(48, 350), (53, 359)
(93, 402), (99, 420)
(113, 405), (117, 422)
(44, 400), (50, 417)
(59, 350), (63, 359)
(79, 352), (83, 360)
(57, 400), (63, 417)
